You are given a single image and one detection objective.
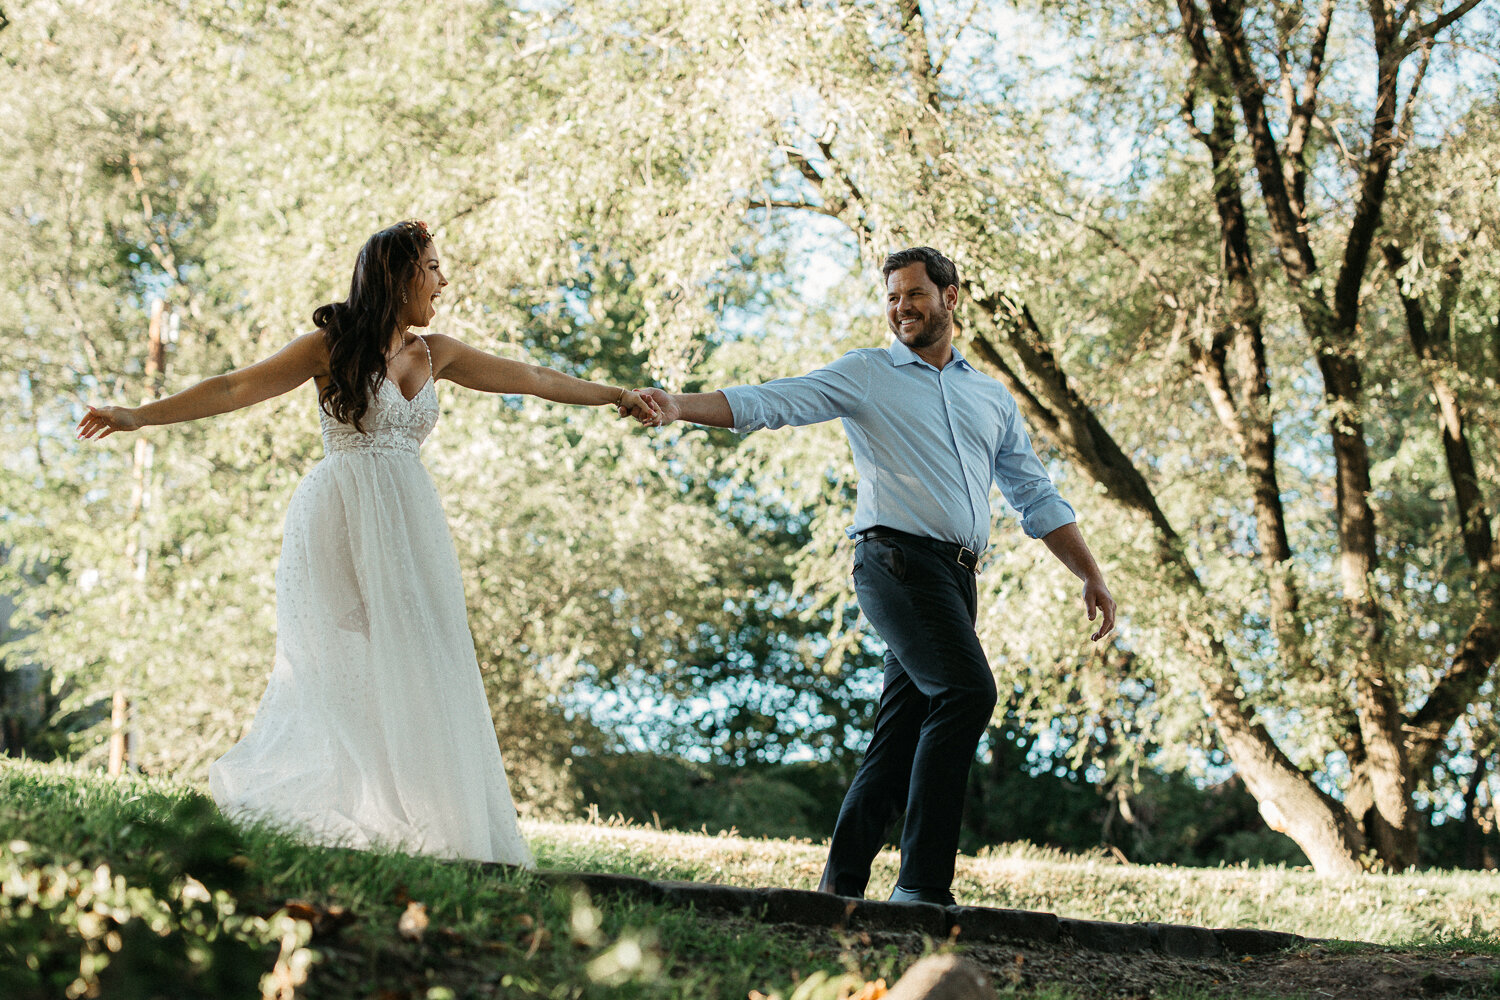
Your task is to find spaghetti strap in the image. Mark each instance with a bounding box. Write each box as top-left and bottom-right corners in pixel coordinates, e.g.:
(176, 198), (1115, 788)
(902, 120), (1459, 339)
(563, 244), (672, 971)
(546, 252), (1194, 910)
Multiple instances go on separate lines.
(414, 334), (434, 381)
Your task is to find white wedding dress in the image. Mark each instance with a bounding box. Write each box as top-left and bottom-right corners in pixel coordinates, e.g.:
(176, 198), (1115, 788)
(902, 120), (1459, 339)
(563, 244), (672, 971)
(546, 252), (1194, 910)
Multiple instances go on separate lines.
(209, 339), (534, 867)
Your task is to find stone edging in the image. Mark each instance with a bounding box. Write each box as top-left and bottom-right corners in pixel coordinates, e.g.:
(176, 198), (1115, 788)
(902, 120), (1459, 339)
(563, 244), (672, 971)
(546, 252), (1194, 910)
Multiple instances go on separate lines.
(521, 869), (1307, 959)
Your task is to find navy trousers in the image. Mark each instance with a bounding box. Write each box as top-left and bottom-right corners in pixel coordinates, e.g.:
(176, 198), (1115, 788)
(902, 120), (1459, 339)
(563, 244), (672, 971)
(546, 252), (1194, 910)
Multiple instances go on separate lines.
(818, 533), (998, 896)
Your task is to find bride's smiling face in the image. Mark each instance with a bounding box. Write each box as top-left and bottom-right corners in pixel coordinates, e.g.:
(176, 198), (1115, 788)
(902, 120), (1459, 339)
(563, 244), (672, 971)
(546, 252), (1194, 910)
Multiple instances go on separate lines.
(401, 244), (448, 328)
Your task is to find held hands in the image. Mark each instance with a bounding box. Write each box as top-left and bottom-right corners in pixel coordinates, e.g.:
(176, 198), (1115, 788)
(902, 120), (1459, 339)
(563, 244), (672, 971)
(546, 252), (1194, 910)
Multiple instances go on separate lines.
(616, 387), (677, 428)
(76, 405), (142, 440)
(616, 389), (662, 425)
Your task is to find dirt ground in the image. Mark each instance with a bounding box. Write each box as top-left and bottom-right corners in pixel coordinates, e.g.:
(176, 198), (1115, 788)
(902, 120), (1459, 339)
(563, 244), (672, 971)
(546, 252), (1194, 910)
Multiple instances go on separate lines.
(811, 925), (1500, 999)
(958, 938), (1500, 999)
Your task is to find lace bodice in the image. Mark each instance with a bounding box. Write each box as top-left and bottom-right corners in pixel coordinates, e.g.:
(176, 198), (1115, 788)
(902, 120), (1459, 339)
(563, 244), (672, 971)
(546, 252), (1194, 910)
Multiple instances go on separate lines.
(320, 336), (438, 457)
(319, 378), (438, 456)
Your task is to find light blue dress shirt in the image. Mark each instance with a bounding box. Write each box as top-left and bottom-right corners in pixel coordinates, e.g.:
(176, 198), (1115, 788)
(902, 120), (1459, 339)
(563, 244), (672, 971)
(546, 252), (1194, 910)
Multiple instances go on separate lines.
(720, 339), (1077, 553)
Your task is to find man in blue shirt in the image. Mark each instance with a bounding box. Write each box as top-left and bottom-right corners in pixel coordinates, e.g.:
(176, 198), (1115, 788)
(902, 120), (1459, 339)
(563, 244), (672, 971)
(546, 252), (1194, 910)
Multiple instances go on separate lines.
(634, 247), (1116, 905)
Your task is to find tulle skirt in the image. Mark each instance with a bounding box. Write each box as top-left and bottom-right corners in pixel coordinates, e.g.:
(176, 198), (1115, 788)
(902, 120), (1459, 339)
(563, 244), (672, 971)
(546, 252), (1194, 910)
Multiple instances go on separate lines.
(209, 449), (534, 867)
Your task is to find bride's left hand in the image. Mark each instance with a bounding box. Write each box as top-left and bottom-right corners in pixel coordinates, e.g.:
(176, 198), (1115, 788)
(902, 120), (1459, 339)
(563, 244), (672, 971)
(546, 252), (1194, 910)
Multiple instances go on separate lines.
(617, 389), (662, 426)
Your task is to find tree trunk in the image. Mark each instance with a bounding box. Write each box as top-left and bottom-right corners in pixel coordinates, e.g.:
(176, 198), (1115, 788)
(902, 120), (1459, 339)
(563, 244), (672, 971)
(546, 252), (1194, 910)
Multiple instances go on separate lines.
(1461, 753), (1491, 871)
(107, 690), (130, 777)
(1200, 679), (1364, 877)
(966, 306), (1368, 877)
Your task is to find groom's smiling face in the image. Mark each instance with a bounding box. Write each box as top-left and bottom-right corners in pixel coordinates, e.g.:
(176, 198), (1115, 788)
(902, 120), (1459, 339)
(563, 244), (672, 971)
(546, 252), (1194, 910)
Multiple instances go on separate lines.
(885, 263), (955, 351)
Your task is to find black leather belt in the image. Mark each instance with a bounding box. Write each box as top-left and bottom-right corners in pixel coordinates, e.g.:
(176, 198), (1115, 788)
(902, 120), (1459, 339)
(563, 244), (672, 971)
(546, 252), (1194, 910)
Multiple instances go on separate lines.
(855, 526), (980, 572)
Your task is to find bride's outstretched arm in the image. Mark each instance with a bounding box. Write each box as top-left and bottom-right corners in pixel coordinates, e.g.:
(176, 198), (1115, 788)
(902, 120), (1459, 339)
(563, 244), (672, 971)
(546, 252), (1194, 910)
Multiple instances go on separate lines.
(425, 334), (658, 421)
(76, 331), (329, 440)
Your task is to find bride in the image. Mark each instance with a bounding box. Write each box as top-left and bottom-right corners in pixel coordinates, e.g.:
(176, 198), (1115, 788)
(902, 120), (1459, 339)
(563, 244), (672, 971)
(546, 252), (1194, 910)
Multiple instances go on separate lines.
(77, 219), (657, 865)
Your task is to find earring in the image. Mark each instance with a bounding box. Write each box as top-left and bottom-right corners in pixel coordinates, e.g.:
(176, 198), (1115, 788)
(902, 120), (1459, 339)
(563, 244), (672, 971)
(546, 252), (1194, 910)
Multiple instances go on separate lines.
(401, 289), (408, 304)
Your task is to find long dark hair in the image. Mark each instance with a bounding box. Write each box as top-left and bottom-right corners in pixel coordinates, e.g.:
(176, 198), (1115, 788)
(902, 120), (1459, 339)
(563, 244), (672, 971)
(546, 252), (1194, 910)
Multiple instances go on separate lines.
(313, 220), (431, 431)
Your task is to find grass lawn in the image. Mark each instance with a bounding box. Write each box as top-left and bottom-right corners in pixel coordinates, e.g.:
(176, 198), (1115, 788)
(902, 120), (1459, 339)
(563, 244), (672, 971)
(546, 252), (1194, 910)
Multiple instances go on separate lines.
(530, 818), (1500, 944)
(3, 759), (1498, 1000)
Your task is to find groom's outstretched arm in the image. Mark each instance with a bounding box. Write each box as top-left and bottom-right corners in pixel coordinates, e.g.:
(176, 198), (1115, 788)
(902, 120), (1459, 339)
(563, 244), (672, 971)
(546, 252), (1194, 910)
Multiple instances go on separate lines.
(627, 388), (734, 428)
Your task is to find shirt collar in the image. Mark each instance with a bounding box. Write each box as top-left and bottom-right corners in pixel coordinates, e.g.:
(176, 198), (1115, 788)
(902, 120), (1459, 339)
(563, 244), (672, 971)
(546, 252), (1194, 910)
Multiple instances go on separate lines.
(885, 337), (975, 372)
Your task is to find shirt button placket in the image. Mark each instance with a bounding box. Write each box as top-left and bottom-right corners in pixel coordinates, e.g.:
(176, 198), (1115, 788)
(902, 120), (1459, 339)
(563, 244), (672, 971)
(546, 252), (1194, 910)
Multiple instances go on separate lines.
(939, 366), (981, 550)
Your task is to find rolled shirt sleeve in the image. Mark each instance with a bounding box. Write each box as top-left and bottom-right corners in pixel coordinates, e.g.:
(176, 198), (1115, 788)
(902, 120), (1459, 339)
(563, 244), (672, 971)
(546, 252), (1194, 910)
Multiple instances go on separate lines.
(721, 351), (872, 432)
(991, 408), (1076, 539)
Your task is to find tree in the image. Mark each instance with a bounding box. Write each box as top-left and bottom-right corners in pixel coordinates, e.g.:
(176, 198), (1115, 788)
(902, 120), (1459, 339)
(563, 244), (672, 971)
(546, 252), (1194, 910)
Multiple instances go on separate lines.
(1, 0), (880, 808)
(492, 0), (1499, 873)
(7, 0), (1497, 871)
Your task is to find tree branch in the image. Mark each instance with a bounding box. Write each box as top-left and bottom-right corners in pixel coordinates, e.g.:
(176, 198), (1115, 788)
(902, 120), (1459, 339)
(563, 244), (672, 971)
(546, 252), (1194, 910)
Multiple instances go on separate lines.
(779, 136), (875, 240)
(1395, 41), (1433, 147)
(1409, 591), (1500, 776)
(931, 0), (981, 78)
(1376, 240), (1500, 814)
(1400, 0), (1487, 54)
(744, 198), (840, 215)
(817, 136), (868, 211)
(968, 286), (1363, 874)
(968, 290), (1185, 556)
(128, 153), (180, 284)
(1381, 243), (1495, 577)
(1330, 43), (1402, 333)
(1203, 0), (1316, 281)
(1283, 0), (1337, 214)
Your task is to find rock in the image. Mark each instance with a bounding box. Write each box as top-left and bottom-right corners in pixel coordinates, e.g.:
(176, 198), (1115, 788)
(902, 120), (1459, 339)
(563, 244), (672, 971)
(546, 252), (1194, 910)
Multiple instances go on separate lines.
(1058, 917), (1153, 953)
(949, 906), (1059, 944)
(655, 880), (764, 916)
(885, 954), (993, 1000)
(539, 870), (660, 904)
(1213, 927), (1306, 955)
(1147, 922), (1223, 958)
(761, 887), (855, 926)
(851, 898), (952, 936)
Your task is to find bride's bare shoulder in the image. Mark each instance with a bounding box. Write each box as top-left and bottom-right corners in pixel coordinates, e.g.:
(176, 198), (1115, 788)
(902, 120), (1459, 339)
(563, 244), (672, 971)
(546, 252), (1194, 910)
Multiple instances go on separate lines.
(289, 329), (333, 378)
(418, 333), (472, 365)
(420, 332), (461, 350)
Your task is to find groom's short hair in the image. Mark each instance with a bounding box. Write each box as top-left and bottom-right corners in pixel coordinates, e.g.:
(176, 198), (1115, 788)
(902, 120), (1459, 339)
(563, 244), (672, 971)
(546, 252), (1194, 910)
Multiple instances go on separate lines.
(882, 247), (959, 291)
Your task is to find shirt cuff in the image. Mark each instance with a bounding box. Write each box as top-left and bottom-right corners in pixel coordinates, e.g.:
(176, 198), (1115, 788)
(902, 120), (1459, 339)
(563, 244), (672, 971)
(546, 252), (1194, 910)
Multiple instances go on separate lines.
(1021, 498), (1077, 540)
(720, 385), (764, 434)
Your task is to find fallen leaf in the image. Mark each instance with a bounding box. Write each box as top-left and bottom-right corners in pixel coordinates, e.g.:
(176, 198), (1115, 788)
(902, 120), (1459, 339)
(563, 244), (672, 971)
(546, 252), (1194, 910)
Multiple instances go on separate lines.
(283, 901), (320, 923)
(279, 899), (357, 938)
(398, 901), (429, 942)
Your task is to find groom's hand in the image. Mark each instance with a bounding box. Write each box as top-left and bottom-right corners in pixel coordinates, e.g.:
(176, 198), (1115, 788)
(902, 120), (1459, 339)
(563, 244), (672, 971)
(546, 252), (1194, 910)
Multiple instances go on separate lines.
(616, 389), (661, 425)
(621, 387), (679, 427)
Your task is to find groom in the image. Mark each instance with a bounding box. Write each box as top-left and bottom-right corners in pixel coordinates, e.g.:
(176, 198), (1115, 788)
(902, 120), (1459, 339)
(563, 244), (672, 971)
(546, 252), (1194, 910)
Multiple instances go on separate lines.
(633, 247), (1115, 905)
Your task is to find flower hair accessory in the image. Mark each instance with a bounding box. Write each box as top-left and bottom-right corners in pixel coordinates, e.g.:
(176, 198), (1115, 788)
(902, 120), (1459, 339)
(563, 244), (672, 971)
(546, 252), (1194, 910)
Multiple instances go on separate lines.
(405, 219), (431, 243)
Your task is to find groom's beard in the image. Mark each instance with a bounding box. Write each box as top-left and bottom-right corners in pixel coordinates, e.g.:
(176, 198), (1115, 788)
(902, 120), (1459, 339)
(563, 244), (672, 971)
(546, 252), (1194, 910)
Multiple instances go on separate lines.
(891, 310), (951, 350)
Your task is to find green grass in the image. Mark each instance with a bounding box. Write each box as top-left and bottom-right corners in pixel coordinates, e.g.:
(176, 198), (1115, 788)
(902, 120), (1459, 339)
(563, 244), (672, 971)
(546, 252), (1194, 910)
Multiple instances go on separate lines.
(529, 817), (1500, 945)
(0, 760), (923, 1000)
(4, 759), (1499, 999)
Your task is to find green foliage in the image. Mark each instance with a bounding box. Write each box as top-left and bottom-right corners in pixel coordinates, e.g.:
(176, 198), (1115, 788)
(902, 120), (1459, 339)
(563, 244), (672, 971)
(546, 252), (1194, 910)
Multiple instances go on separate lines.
(0, 767), (311, 1000)
(570, 752), (849, 840)
(963, 719), (1313, 867)
(5, 0), (1500, 872)
(0, 0), (884, 809)
(2, 760), (928, 999)
(0, 846), (312, 1000)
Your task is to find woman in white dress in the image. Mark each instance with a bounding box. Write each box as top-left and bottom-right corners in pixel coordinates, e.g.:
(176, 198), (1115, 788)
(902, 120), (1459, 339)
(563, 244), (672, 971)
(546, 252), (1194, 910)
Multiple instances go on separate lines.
(76, 220), (656, 865)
